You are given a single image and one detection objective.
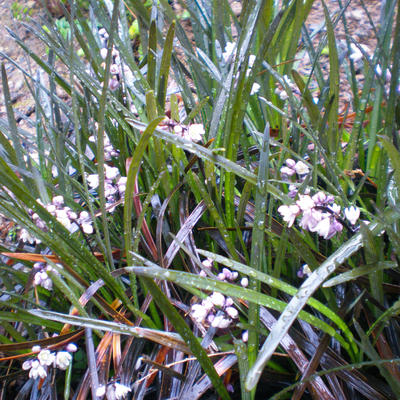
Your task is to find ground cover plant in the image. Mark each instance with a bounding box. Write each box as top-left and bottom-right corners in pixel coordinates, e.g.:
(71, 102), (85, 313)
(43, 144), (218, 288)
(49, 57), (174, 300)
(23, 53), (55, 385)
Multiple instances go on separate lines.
(0, 0), (400, 398)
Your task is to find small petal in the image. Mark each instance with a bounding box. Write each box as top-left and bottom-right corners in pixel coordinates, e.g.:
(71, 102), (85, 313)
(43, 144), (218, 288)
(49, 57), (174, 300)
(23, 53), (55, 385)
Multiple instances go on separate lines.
(344, 206), (360, 225)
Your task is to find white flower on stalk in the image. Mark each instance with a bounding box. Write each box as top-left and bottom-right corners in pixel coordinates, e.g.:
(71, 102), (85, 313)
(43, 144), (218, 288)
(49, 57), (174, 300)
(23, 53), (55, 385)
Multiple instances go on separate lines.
(28, 360), (47, 379)
(55, 351), (72, 370)
(38, 350), (56, 366)
(344, 206), (360, 225)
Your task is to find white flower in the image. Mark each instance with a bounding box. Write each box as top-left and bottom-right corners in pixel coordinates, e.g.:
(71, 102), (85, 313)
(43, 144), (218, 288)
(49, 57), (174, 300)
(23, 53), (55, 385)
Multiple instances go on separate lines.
(32, 345), (41, 353)
(55, 351), (72, 370)
(211, 315), (231, 329)
(191, 304), (208, 323)
(279, 90), (289, 101)
(242, 330), (249, 342)
(202, 258), (213, 269)
(100, 48), (108, 59)
(111, 383), (131, 400)
(38, 350), (56, 366)
(223, 42), (236, 62)
(96, 385), (106, 398)
(209, 292), (225, 308)
(52, 196), (64, 206)
(105, 165), (120, 180)
(277, 204), (300, 227)
(22, 360), (32, 370)
(299, 209), (322, 232)
(294, 161), (310, 175)
(296, 195), (315, 212)
(29, 360), (47, 379)
(201, 298), (214, 312)
(65, 343), (78, 353)
(280, 166), (295, 177)
(312, 217), (331, 239)
(240, 277), (249, 287)
(186, 124), (205, 142)
(225, 306), (239, 319)
(87, 174), (99, 189)
(19, 228), (36, 244)
(344, 206), (360, 225)
(250, 82), (260, 95)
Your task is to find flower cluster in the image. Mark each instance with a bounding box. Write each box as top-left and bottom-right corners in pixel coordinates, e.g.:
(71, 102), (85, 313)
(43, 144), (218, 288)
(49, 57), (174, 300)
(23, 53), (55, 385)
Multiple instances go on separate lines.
(86, 165), (126, 213)
(96, 382), (132, 399)
(99, 28), (121, 91)
(32, 262), (61, 291)
(88, 132), (119, 161)
(24, 196), (94, 244)
(274, 74), (299, 101)
(222, 42), (260, 95)
(191, 259), (244, 329)
(277, 159), (361, 239)
(160, 117), (205, 143)
(22, 344), (77, 380)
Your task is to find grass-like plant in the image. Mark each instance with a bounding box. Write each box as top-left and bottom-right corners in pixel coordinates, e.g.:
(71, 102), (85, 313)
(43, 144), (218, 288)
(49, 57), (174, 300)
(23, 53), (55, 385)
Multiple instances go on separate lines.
(0, 0), (400, 398)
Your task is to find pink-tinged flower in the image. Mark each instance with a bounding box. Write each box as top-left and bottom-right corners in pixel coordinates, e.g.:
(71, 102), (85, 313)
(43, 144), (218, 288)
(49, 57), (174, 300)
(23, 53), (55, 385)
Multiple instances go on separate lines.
(296, 195), (315, 212)
(209, 292), (226, 308)
(109, 78), (120, 91)
(55, 351), (72, 370)
(326, 218), (343, 239)
(280, 166), (295, 177)
(344, 206), (360, 225)
(285, 159), (296, 168)
(202, 257), (213, 269)
(191, 304), (208, 323)
(312, 191), (327, 205)
(29, 360), (47, 379)
(65, 343), (78, 353)
(22, 360), (32, 370)
(222, 268), (233, 280)
(38, 350), (56, 366)
(277, 204), (300, 227)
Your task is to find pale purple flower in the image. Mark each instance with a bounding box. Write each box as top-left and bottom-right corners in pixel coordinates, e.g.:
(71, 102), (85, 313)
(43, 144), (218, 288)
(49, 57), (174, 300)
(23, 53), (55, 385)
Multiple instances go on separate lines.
(202, 258), (213, 269)
(299, 209), (322, 231)
(109, 78), (120, 91)
(277, 204), (300, 227)
(296, 195), (315, 212)
(312, 191), (327, 205)
(312, 217), (331, 239)
(344, 206), (360, 225)
(65, 343), (78, 353)
(280, 166), (296, 177)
